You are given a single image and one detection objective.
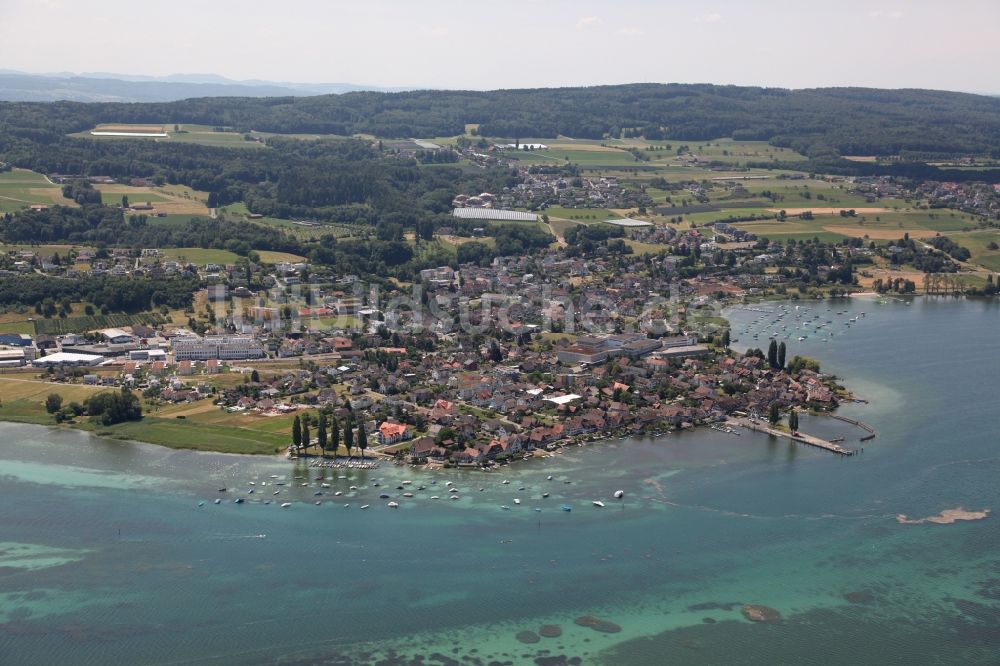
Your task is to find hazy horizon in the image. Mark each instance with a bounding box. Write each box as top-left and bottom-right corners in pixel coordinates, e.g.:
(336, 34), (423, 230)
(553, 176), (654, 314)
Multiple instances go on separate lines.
(2, 0), (999, 94)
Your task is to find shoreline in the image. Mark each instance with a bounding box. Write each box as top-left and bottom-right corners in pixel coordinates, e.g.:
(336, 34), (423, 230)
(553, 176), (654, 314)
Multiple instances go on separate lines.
(0, 295), (879, 463)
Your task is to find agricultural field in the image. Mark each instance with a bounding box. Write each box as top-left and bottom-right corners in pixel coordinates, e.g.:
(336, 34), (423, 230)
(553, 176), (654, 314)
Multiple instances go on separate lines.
(95, 183), (210, 216)
(71, 123), (262, 149)
(544, 206), (616, 222)
(33, 312), (167, 336)
(250, 130), (349, 142)
(0, 169), (74, 213)
(256, 250), (307, 263)
(165, 125), (263, 149)
(100, 190), (170, 205)
(216, 202), (358, 240)
(499, 137), (812, 171)
(0, 377), (106, 425)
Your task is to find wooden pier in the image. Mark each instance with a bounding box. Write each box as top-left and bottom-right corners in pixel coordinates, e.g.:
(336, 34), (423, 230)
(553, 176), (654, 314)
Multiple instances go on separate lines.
(828, 414), (877, 441)
(728, 417), (855, 456)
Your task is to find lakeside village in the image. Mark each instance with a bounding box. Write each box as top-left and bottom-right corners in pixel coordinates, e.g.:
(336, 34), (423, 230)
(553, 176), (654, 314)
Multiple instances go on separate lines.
(0, 242), (859, 468)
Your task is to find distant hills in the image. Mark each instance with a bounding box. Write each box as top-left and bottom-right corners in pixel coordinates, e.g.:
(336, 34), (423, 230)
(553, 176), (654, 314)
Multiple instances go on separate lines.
(3, 82), (1000, 164)
(0, 70), (406, 103)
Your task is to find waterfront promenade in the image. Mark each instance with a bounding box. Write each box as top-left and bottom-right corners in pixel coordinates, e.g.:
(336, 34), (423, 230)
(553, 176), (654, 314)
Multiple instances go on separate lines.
(728, 416), (856, 456)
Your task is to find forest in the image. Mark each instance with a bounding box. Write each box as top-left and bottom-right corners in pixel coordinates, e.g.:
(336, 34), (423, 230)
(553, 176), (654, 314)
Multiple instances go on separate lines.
(4, 84), (1000, 158)
(0, 273), (198, 313)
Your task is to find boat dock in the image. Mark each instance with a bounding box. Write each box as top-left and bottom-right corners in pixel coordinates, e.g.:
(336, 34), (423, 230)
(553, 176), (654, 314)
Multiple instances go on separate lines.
(728, 417), (855, 456)
(307, 460), (380, 470)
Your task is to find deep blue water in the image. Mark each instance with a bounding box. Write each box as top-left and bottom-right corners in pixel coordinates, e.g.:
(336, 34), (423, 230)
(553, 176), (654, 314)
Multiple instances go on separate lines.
(0, 296), (998, 665)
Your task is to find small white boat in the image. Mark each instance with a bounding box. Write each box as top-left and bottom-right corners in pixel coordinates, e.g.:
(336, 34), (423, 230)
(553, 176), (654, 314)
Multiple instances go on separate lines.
(334, 491), (343, 496)
(281, 502), (292, 508)
(387, 501), (399, 508)
(593, 501), (605, 508)
(501, 505), (510, 510)
(321, 483), (330, 488)
(449, 488), (459, 493)
(360, 504), (370, 510)
(614, 490), (624, 499)
(430, 496), (440, 500)
(401, 480), (412, 485)
(547, 475), (554, 481)
(403, 492), (414, 498)
(450, 495), (459, 500)
(542, 492), (550, 498)
(513, 498), (521, 505)
(502, 479), (510, 485)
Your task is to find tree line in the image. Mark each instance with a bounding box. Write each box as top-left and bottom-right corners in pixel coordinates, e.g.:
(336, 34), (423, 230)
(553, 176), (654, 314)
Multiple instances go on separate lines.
(291, 411), (369, 459)
(5, 83), (1000, 157)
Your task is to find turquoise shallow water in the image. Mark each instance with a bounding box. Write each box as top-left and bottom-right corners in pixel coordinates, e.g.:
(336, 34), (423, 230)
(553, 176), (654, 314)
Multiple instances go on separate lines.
(0, 296), (998, 665)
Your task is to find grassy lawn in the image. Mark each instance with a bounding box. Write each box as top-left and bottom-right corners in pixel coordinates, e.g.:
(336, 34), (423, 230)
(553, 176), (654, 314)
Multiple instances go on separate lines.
(161, 248), (239, 265)
(0, 321), (35, 335)
(950, 231), (1000, 271)
(0, 376), (292, 454)
(101, 191), (169, 205)
(625, 239), (672, 255)
(93, 417), (286, 455)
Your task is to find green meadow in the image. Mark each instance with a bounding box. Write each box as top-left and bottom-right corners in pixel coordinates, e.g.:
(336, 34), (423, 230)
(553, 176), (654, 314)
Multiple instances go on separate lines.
(0, 169), (71, 213)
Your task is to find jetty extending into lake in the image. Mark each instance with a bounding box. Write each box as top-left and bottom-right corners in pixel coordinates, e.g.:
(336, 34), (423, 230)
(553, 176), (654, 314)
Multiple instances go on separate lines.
(829, 414), (877, 441)
(728, 416), (855, 456)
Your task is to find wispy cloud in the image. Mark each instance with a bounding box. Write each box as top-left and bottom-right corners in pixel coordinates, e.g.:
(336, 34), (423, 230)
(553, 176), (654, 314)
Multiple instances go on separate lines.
(575, 16), (603, 30)
(698, 12), (722, 23)
(616, 26), (644, 36)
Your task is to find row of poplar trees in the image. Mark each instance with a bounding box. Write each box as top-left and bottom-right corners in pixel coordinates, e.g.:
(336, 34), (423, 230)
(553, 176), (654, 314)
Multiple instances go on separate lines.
(291, 411), (368, 458)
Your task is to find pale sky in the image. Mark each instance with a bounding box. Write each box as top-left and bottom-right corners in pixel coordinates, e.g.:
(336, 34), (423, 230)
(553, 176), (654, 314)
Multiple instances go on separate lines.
(2, 0), (998, 92)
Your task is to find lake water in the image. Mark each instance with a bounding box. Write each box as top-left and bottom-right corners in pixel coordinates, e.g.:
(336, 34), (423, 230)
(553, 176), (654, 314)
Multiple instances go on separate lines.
(1, 295), (998, 665)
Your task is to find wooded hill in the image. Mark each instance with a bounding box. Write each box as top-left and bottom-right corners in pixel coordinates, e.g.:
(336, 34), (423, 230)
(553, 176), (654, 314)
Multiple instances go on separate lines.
(3, 83), (1000, 157)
